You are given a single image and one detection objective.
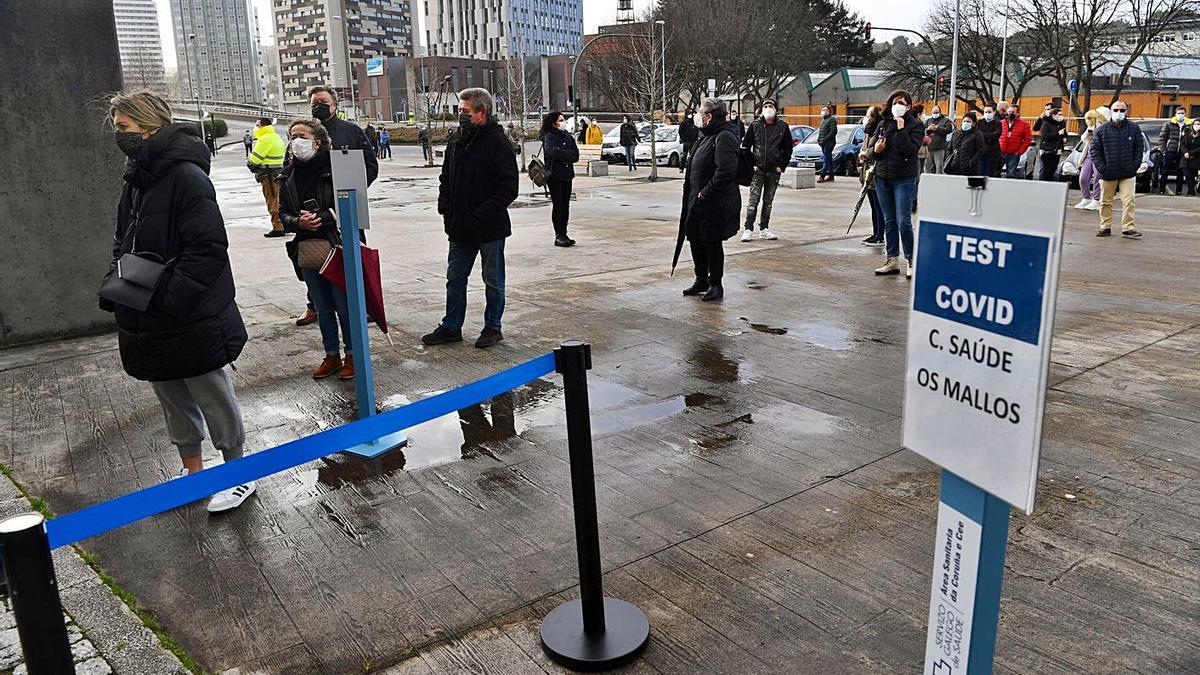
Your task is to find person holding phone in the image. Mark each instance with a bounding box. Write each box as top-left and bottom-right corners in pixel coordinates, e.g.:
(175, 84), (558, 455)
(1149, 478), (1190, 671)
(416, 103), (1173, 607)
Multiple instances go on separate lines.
(279, 118), (355, 380)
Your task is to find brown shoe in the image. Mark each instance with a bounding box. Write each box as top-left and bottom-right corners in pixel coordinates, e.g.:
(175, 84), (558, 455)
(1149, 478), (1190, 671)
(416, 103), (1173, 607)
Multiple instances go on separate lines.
(296, 308), (317, 326)
(338, 354), (355, 380)
(312, 355), (342, 379)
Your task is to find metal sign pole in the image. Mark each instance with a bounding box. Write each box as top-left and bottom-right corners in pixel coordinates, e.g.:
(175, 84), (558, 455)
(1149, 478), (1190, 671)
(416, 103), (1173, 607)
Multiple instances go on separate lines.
(335, 189), (407, 458)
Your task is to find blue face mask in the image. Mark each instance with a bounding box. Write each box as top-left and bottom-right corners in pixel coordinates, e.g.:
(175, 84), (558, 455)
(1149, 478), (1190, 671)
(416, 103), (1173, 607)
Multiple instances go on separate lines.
(962, 122), (973, 132)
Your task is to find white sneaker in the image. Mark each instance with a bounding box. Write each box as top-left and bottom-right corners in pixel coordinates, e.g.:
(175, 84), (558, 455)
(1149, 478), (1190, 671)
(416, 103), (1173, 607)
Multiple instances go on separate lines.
(740, 229), (754, 242)
(905, 258), (914, 280)
(1073, 198), (1090, 209)
(207, 482), (256, 513)
(1084, 200), (1100, 210)
(759, 228), (777, 240)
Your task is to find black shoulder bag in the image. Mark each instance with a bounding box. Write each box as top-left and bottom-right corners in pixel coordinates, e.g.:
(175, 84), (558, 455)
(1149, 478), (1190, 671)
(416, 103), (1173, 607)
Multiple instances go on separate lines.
(98, 191), (175, 312)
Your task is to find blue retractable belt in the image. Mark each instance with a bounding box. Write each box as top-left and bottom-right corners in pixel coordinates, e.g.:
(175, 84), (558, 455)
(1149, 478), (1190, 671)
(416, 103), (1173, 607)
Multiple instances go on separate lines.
(45, 353), (557, 550)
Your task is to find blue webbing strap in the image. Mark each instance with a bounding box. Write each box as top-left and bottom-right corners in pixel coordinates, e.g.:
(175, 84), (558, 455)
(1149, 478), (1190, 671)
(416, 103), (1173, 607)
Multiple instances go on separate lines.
(45, 353), (558, 549)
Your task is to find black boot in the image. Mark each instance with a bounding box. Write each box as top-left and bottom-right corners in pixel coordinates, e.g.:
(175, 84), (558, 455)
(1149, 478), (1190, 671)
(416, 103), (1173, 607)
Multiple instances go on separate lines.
(701, 282), (724, 302)
(682, 278), (709, 296)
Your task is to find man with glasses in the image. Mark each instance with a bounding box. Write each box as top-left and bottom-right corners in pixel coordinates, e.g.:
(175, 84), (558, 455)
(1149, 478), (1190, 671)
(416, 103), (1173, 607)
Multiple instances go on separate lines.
(1089, 101), (1145, 238)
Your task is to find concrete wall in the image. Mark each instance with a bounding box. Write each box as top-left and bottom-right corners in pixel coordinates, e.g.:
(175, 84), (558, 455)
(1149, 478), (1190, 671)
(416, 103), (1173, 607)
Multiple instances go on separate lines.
(0, 0), (124, 346)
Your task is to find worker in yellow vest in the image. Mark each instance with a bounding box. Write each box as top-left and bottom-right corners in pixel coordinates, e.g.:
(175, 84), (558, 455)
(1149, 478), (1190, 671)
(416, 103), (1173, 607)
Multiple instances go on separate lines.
(247, 117), (287, 238)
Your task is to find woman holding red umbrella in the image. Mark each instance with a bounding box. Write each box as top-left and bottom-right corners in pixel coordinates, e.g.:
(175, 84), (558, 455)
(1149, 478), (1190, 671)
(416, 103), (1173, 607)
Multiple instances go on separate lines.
(279, 118), (355, 380)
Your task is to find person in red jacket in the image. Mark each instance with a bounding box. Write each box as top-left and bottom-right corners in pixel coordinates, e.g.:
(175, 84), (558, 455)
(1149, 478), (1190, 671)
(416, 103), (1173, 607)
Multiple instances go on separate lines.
(998, 104), (1032, 178)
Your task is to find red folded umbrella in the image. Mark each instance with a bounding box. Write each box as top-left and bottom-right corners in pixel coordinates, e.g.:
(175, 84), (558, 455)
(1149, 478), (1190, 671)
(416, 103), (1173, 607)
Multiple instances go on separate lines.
(321, 245), (393, 345)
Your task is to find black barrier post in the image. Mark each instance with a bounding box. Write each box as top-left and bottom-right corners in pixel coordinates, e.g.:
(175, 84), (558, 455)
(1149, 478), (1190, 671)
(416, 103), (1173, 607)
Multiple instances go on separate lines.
(540, 340), (650, 671)
(0, 514), (74, 674)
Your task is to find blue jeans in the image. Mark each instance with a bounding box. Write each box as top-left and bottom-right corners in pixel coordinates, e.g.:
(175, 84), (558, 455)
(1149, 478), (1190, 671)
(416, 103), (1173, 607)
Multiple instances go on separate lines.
(301, 267), (351, 356)
(876, 176), (917, 259)
(979, 155), (994, 177)
(624, 145), (637, 168)
(1001, 153), (1021, 178)
(821, 144), (836, 177)
(441, 239), (505, 332)
(867, 188), (885, 241)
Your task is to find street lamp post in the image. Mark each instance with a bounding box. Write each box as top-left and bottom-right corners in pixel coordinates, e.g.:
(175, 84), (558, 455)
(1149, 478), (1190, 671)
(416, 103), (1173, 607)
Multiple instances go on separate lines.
(656, 20), (666, 118)
(332, 15), (358, 119)
(997, 10), (1009, 103)
(948, 0), (961, 119)
(183, 33), (203, 136)
(648, 24), (659, 182)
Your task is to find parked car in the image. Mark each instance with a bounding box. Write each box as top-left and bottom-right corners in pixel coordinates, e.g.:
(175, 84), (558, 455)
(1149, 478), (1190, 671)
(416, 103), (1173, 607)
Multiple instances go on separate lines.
(1057, 127), (1153, 193)
(789, 124), (815, 146)
(789, 125), (865, 175)
(634, 125), (684, 166)
(601, 122), (651, 162)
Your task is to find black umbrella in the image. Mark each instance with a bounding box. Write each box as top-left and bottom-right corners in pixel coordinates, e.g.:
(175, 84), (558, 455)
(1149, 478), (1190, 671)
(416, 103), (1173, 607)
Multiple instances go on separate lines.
(671, 168), (692, 275)
(846, 166), (874, 234)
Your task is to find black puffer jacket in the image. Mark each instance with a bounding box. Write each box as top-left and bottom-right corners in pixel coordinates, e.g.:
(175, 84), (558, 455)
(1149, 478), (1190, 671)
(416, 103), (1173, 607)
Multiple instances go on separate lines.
(541, 127), (580, 181)
(103, 123), (247, 382)
(977, 117), (1002, 158)
(743, 117), (793, 174)
(619, 122), (640, 147)
(1091, 120), (1145, 181)
(438, 120), (520, 243)
(1181, 129), (1200, 170)
(872, 111), (926, 182)
(681, 118), (741, 242)
(1033, 115), (1067, 153)
(945, 126), (984, 175)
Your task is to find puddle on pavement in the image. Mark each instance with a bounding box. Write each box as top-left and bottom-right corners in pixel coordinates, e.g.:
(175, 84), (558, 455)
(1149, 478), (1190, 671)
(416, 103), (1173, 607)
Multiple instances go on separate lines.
(738, 318), (855, 351)
(299, 377), (724, 491)
(686, 341), (742, 383)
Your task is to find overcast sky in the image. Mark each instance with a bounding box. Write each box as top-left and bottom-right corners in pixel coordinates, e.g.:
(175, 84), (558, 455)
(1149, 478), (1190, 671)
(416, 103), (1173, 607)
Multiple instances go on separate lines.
(155, 0), (923, 70)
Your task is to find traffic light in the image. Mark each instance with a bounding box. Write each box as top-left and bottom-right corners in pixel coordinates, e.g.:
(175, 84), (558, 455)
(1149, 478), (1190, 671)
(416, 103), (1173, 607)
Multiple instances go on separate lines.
(864, 22), (872, 41)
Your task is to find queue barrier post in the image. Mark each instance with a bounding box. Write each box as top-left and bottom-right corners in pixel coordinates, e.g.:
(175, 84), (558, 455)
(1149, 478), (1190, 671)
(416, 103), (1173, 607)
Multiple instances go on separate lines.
(540, 340), (650, 671)
(0, 513), (74, 674)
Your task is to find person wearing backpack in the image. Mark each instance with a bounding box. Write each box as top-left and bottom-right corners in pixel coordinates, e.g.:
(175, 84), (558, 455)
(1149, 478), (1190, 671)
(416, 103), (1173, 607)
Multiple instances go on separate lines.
(540, 111), (580, 247)
(679, 98), (741, 302)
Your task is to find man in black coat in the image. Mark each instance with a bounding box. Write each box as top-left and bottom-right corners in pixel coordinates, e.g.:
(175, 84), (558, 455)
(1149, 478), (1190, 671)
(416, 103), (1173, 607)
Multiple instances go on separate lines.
(740, 99), (792, 240)
(678, 110), (699, 173)
(678, 98), (741, 302)
(422, 88), (519, 348)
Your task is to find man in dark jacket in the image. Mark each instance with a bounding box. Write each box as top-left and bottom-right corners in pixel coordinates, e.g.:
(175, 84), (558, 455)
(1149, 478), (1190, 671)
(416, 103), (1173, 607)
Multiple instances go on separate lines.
(924, 105), (953, 173)
(1032, 106), (1068, 181)
(1157, 106), (1190, 194)
(679, 98), (741, 302)
(679, 110), (699, 173)
(816, 104), (838, 182)
(1090, 101), (1145, 238)
(740, 99), (792, 240)
(422, 88), (519, 348)
(976, 106), (1002, 176)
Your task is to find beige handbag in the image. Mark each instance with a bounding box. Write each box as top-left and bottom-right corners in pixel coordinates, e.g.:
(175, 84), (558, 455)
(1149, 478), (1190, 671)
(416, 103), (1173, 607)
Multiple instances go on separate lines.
(296, 237), (333, 270)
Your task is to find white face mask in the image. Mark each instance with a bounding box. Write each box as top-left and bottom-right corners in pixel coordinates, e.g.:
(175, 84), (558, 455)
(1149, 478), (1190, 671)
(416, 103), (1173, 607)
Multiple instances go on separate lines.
(932, 113), (942, 119)
(1193, 124), (1200, 132)
(763, 107), (776, 120)
(291, 137), (316, 161)
(984, 112), (995, 122)
(821, 109), (829, 118)
(891, 103), (908, 118)
(694, 112), (706, 128)
(1112, 111), (1127, 122)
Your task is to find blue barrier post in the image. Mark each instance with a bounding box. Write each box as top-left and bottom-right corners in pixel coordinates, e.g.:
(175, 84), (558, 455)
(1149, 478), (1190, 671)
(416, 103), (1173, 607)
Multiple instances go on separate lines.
(540, 340), (650, 670)
(0, 514), (74, 674)
(335, 189), (407, 458)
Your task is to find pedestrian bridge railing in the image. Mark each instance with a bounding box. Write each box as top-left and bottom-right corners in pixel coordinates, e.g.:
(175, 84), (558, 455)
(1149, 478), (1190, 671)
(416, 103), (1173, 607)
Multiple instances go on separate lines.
(0, 342), (649, 674)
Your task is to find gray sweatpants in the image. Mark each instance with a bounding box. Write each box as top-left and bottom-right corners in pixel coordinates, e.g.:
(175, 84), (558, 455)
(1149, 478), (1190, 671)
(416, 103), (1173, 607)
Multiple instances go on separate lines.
(150, 368), (246, 462)
(745, 172), (781, 230)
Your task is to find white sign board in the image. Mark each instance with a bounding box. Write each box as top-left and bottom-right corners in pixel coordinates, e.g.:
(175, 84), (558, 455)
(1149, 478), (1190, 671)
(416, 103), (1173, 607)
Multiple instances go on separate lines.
(330, 148), (371, 230)
(366, 57), (384, 77)
(924, 501), (982, 674)
(903, 175), (1065, 513)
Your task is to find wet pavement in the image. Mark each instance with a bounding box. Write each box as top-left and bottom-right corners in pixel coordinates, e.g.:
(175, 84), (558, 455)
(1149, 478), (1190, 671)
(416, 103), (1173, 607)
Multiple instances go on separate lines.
(2, 144), (1198, 673)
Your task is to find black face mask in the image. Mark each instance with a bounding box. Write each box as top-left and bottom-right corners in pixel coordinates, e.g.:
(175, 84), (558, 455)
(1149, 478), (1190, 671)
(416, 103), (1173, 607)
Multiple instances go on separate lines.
(459, 112), (473, 129)
(311, 103), (333, 121)
(115, 131), (148, 159)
